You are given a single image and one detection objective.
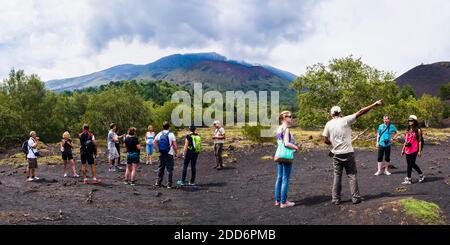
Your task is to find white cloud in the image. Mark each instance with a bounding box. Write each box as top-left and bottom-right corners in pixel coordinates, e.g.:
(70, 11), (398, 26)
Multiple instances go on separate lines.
(0, 0), (448, 81)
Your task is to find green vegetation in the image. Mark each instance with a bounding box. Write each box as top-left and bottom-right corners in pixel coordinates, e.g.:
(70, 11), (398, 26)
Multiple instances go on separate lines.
(400, 198), (445, 224)
(0, 70), (182, 147)
(241, 124), (274, 143)
(292, 56), (447, 129)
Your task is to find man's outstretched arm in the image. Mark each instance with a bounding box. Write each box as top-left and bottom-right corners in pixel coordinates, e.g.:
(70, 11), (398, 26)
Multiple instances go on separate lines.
(356, 100), (384, 119)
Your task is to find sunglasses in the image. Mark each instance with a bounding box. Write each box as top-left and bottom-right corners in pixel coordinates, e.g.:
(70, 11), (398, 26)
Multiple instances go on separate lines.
(285, 115), (292, 118)
(408, 120), (414, 122)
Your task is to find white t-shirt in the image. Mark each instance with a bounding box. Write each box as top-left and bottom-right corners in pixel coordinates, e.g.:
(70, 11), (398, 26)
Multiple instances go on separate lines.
(27, 137), (38, 159)
(322, 114), (357, 155)
(214, 127), (226, 144)
(107, 130), (118, 150)
(155, 130), (176, 156)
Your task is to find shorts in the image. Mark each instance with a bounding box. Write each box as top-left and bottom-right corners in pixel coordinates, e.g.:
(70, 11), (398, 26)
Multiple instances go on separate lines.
(108, 147), (120, 161)
(81, 153), (95, 165)
(127, 152), (140, 165)
(146, 144), (154, 155)
(28, 158), (38, 169)
(62, 153), (74, 161)
(377, 146), (391, 163)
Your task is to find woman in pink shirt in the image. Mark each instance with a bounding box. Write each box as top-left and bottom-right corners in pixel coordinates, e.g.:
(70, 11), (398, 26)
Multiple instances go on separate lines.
(401, 115), (425, 185)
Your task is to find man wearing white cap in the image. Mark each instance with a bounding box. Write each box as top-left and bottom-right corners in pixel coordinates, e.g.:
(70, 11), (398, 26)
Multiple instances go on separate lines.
(213, 121), (226, 170)
(322, 100), (383, 205)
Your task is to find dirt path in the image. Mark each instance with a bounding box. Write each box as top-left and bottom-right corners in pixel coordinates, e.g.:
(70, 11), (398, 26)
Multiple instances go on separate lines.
(0, 141), (448, 225)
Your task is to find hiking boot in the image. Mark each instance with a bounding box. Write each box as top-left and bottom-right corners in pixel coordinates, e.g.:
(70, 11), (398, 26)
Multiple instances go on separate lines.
(384, 171), (392, 176)
(402, 177), (412, 185)
(374, 171), (382, 176)
(280, 201), (295, 209)
(352, 198), (362, 205)
(419, 175), (425, 183)
(332, 199), (341, 205)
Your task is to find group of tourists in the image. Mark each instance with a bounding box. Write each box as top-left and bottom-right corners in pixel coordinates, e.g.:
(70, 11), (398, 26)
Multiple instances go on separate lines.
(22, 100), (427, 208)
(274, 99), (426, 208)
(23, 121), (227, 189)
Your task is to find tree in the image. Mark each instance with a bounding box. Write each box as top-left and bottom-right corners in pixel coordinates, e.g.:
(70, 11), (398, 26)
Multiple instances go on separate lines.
(291, 56), (399, 129)
(418, 94), (444, 127)
(440, 82), (450, 100)
(400, 84), (417, 99)
(82, 87), (150, 137)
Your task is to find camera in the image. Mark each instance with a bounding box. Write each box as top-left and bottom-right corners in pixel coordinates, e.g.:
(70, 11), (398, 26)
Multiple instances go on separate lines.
(384, 139), (390, 145)
(405, 142), (412, 147)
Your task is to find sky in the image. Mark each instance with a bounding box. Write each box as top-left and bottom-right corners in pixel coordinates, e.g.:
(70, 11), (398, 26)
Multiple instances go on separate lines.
(0, 0), (449, 81)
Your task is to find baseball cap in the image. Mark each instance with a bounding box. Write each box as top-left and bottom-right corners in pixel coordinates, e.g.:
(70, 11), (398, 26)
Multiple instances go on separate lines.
(213, 121), (221, 125)
(331, 106), (341, 115)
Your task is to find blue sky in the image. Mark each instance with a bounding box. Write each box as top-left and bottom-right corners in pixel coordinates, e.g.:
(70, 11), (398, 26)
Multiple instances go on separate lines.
(0, 0), (449, 81)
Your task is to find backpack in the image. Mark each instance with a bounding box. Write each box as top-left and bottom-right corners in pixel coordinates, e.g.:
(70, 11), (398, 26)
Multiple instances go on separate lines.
(80, 132), (96, 155)
(188, 134), (202, 154)
(22, 140), (30, 156)
(158, 132), (171, 154)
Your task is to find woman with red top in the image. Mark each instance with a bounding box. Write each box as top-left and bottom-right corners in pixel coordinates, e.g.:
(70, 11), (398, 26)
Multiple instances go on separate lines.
(401, 115), (425, 185)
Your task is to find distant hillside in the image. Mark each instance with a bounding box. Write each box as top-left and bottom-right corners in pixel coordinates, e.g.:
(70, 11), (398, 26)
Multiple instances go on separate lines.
(46, 52), (298, 106)
(396, 62), (450, 97)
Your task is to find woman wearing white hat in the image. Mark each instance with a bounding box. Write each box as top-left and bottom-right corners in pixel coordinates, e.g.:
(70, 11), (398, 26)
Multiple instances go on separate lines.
(401, 115), (425, 185)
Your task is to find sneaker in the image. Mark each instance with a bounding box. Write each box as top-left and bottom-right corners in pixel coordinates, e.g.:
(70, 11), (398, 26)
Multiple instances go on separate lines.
(83, 179), (89, 185)
(64, 173), (68, 178)
(275, 201), (281, 206)
(130, 181), (136, 186)
(92, 179), (102, 185)
(188, 182), (196, 186)
(419, 175), (425, 183)
(26, 177), (34, 182)
(374, 171), (382, 176)
(167, 184), (173, 189)
(384, 171), (392, 176)
(177, 180), (186, 186)
(123, 180), (130, 185)
(109, 167), (116, 172)
(402, 177), (412, 185)
(280, 201), (295, 209)
(33, 177), (40, 180)
(73, 174), (80, 178)
(155, 182), (162, 188)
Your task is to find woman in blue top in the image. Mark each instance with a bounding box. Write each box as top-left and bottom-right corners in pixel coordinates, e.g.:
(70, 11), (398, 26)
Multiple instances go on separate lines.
(275, 111), (299, 209)
(375, 115), (398, 176)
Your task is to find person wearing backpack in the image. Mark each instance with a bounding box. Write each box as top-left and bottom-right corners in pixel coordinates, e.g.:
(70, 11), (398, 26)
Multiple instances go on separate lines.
(375, 115), (398, 176)
(401, 115), (425, 185)
(79, 124), (101, 185)
(25, 131), (40, 182)
(177, 126), (201, 187)
(61, 131), (79, 178)
(153, 121), (178, 189)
